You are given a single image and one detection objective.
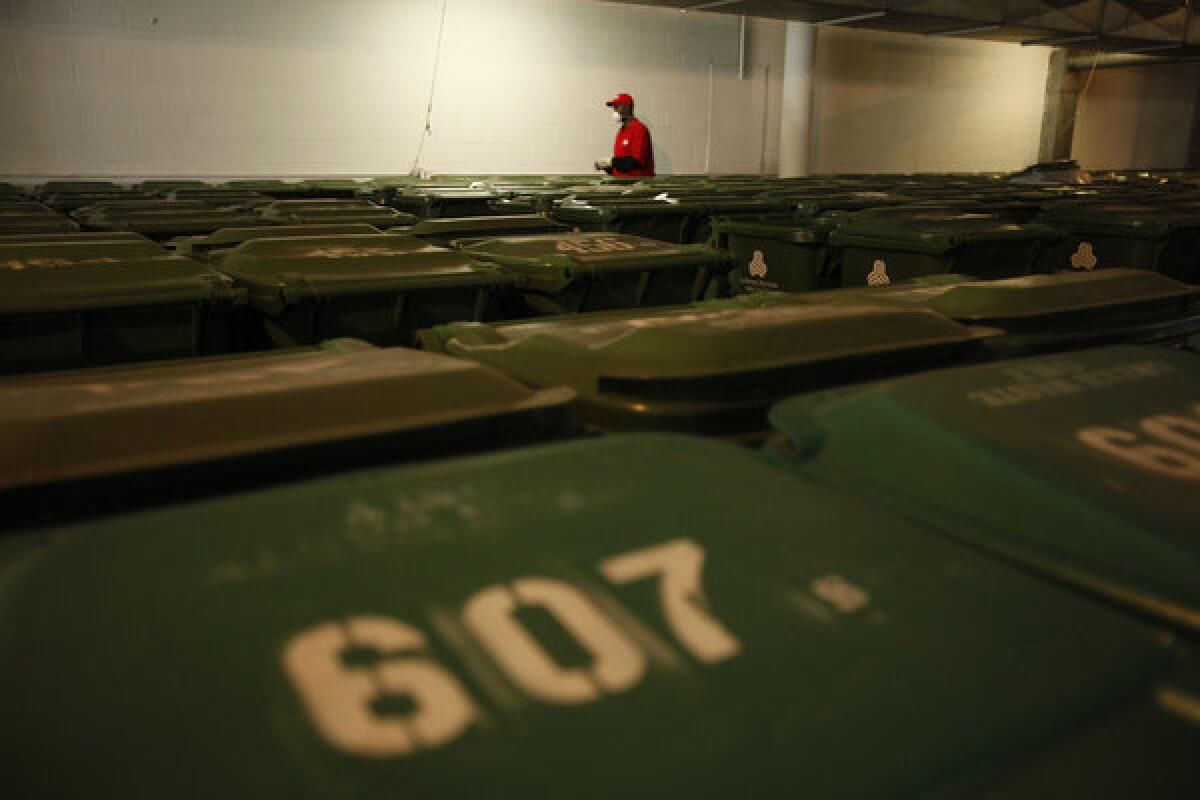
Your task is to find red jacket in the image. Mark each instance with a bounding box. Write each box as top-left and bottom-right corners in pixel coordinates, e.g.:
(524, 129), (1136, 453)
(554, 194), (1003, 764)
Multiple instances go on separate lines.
(612, 118), (655, 177)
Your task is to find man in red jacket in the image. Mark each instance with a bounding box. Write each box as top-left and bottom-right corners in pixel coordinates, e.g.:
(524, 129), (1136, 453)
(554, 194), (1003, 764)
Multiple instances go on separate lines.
(596, 92), (655, 178)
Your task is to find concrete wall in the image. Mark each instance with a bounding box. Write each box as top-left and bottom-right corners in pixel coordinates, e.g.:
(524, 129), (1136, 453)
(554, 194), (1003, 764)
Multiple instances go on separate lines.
(1071, 61), (1200, 170)
(0, 0), (1063, 179)
(809, 27), (1051, 174)
(0, 0), (785, 178)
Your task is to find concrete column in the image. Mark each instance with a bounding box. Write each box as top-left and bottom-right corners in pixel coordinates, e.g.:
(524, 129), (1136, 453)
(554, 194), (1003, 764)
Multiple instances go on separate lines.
(1038, 48), (1078, 164)
(779, 21), (816, 177)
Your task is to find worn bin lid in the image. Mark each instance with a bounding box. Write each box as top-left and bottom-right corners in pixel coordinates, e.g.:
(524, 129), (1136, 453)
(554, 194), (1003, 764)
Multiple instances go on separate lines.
(219, 234), (507, 299)
(136, 179), (211, 192)
(422, 302), (988, 435)
(829, 208), (1060, 255)
(769, 344), (1200, 634)
(0, 247), (236, 318)
(0, 340), (574, 522)
(0, 231), (158, 247)
(457, 232), (730, 292)
(0, 238), (174, 264)
(173, 223), (383, 258)
(1040, 201), (1200, 238)
(741, 270), (1200, 350)
(2, 433), (1196, 797)
(409, 215), (567, 241)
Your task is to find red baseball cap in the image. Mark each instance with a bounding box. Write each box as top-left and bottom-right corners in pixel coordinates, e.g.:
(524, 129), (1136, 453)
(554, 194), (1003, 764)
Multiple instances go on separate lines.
(606, 92), (634, 108)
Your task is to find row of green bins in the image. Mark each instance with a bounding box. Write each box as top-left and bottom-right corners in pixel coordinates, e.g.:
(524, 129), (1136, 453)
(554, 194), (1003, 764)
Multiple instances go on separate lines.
(257, 199), (416, 228)
(388, 188), (501, 218)
(0, 238), (246, 374)
(422, 301), (988, 439)
(456, 232), (734, 315)
(217, 234), (507, 347)
(171, 223), (383, 263)
(1038, 201), (1200, 283)
(0, 338), (575, 529)
(829, 207), (1059, 287)
(552, 199), (700, 244)
(73, 202), (264, 241)
(5, 430), (1198, 797)
(405, 215), (567, 248)
(766, 343), (1200, 643)
(710, 214), (838, 293)
(727, 269), (1200, 358)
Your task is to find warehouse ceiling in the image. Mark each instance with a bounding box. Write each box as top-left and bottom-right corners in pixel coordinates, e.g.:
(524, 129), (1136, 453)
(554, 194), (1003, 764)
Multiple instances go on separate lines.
(604, 0), (1200, 57)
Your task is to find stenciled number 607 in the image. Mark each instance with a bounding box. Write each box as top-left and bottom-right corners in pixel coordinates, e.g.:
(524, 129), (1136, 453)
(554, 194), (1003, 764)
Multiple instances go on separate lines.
(284, 538), (741, 758)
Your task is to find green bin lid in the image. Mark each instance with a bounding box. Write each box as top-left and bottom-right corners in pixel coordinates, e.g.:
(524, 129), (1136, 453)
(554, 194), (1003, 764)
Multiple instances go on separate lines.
(0, 215), (80, 234)
(2, 433), (1195, 797)
(281, 210), (417, 226)
(175, 224), (383, 257)
(0, 231), (157, 247)
(829, 208), (1059, 255)
(0, 250), (233, 314)
(423, 303), (988, 435)
(736, 270), (1200, 350)
(84, 208), (265, 236)
(0, 341), (574, 523)
(763, 190), (910, 215)
(457, 233), (729, 291)
(1040, 202), (1200, 239)
(0, 238), (176, 264)
(769, 345), (1200, 634)
(409, 215), (567, 241)
(711, 214), (833, 244)
(219, 234), (506, 298)
(136, 179), (211, 192)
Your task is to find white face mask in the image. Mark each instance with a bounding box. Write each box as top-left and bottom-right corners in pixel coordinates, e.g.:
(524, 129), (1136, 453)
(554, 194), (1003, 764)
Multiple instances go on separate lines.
(612, 110), (624, 124)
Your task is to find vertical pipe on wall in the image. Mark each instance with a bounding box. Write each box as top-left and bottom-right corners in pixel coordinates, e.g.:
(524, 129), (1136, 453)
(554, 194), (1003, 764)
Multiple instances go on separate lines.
(779, 21), (815, 177)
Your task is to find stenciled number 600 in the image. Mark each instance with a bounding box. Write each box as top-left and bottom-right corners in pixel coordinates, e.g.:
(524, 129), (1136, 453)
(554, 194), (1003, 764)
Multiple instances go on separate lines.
(283, 538), (740, 758)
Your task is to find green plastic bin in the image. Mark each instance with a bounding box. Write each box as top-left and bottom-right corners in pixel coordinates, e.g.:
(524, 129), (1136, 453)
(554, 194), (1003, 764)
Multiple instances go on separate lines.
(551, 199), (695, 243)
(456, 232), (734, 315)
(0, 242), (246, 374)
(222, 180), (335, 200)
(3, 433), (1197, 797)
(421, 302), (987, 437)
(217, 234), (508, 347)
(258, 200), (416, 228)
(407, 215), (568, 248)
(0, 231), (159, 247)
(389, 188), (501, 218)
(829, 208), (1059, 287)
(767, 344), (1200, 636)
(0, 339), (575, 527)
(1038, 202), (1200, 284)
(136, 179), (211, 194)
(171, 223), (383, 263)
(710, 215), (837, 293)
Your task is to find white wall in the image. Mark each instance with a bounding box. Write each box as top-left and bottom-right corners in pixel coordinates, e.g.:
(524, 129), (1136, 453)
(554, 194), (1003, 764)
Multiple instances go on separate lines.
(809, 27), (1051, 174)
(0, 0), (785, 178)
(1071, 61), (1200, 170)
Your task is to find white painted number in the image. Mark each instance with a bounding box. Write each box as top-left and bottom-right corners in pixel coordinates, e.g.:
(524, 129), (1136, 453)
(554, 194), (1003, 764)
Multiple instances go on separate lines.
(283, 539), (738, 758)
(283, 617), (475, 758)
(462, 578), (646, 704)
(1077, 404), (1200, 480)
(600, 539), (741, 664)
